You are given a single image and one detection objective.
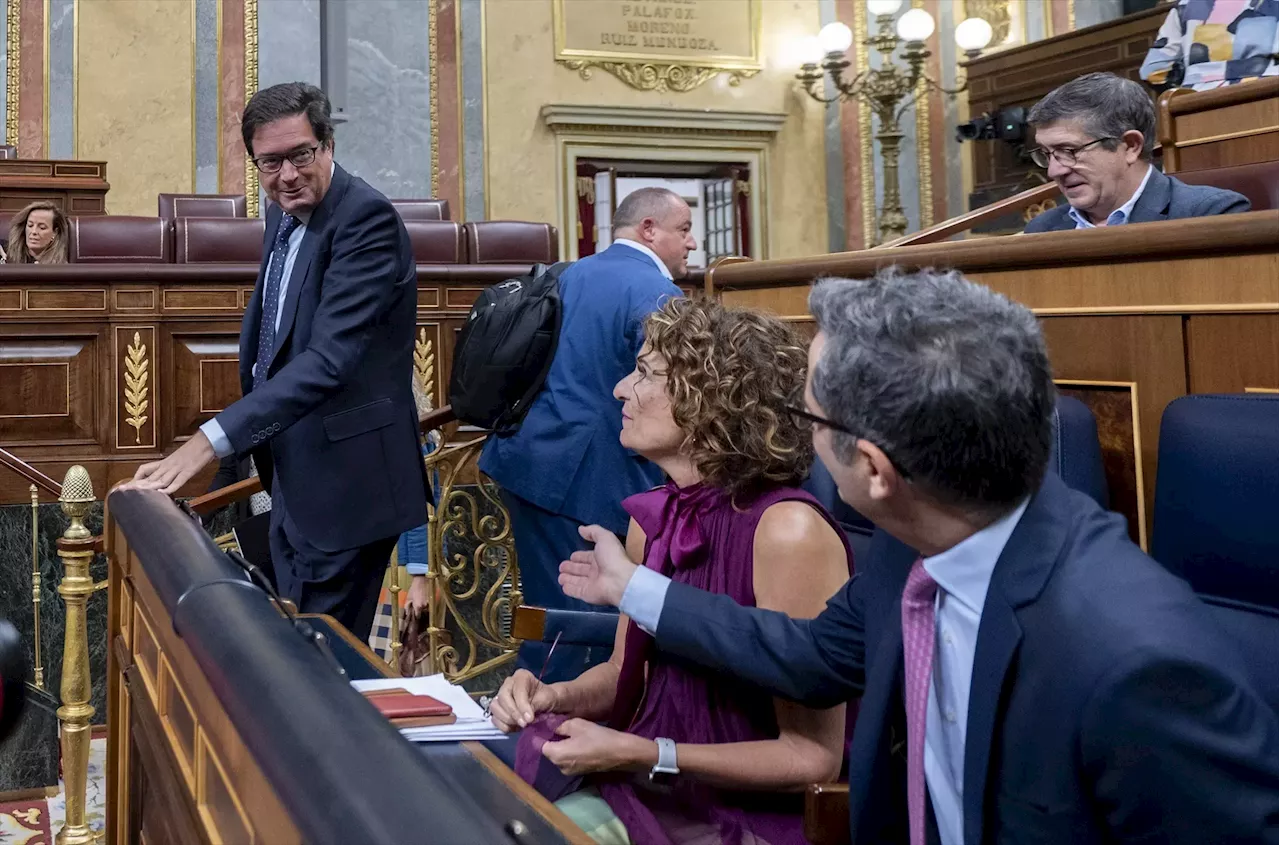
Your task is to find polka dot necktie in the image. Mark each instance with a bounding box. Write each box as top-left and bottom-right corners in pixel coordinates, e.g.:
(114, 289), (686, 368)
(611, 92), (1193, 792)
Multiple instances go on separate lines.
(901, 557), (938, 845)
(253, 213), (301, 391)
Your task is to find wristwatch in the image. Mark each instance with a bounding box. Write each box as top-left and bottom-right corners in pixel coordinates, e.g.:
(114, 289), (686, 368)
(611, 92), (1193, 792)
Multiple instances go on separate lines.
(648, 737), (679, 786)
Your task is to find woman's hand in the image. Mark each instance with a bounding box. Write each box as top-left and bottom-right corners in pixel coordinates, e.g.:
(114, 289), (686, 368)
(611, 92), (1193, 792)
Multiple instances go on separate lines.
(405, 575), (430, 616)
(489, 669), (560, 733)
(540, 719), (658, 776)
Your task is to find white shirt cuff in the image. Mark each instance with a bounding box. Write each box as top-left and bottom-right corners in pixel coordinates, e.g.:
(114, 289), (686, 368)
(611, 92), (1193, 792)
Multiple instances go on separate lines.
(618, 565), (672, 635)
(200, 418), (234, 459)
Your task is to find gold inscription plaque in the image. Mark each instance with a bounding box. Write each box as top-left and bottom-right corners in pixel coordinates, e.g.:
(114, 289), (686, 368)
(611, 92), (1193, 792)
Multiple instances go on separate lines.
(554, 0), (761, 92)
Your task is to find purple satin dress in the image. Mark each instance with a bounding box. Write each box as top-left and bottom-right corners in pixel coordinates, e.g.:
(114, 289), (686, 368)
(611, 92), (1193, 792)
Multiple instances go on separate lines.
(517, 481), (855, 845)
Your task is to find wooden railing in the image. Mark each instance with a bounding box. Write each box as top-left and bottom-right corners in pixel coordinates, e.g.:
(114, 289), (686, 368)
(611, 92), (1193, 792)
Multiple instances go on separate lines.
(0, 447), (61, 496)
(876, 182), (1062, 248)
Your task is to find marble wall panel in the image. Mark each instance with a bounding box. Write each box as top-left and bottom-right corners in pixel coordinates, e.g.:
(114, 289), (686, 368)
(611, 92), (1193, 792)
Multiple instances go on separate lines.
(0, 685), (58, 792)
(77, 0), (194, 215)
(18, 0), (44, 157)
(335, 0), (432, 199)
(460, 0), (484, 220)
(46, 0), (72, 159)
(195, 0), (220, 193)
(258, 0), (320, 88)
(219, 0), (246, 197)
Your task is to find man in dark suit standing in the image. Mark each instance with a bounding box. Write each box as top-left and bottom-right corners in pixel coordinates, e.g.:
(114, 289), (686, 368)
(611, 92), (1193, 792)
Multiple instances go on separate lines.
(465, 187), (688, 682)
(1023, 72), (1250, 233)
(556, 268), (1277, 844)
(126, 83), (427, 643)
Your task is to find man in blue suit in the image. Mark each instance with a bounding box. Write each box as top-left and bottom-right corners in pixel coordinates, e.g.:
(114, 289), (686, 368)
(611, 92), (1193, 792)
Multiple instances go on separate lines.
(558, 269), (1278, 844)
(1023, 72), (1249, 233)
(474, 187), (689, 681)
(127, 83), (428, 643)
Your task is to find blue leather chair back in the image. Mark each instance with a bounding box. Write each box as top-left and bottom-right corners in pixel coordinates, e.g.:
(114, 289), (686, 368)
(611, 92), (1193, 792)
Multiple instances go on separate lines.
(1049, 395), (1109, 509)
(1151, 393), (1278, 711)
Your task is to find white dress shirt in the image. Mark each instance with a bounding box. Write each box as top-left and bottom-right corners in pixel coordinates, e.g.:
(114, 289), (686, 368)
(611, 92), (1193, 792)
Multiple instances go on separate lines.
(1068, 164), (1153, 229)
(613, 238), (672, 279)
(199, 163), (332, 458)
(619, 498), (1031, 845)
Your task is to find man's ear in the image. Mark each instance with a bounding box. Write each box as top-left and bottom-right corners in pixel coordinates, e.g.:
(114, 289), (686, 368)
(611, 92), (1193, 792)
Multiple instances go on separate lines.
(1120, 129), (1145, 164)
(860, 440), (903, 503)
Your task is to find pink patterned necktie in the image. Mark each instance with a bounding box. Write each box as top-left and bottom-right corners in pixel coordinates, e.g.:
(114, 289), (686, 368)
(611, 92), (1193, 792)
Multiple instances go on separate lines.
(901, 557), (938, 845)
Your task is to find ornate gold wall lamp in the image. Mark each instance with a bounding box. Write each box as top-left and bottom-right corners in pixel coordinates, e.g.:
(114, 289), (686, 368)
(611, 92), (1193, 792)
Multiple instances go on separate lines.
(796, 0), (993, 244)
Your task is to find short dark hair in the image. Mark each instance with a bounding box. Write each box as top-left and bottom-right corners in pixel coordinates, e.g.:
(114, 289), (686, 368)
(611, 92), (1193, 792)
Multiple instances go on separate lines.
(1027, 72), (1156, 160)
(241, 82), (335, 157)
(809, 268), (1056, 513)
(613, 187), (682, 230)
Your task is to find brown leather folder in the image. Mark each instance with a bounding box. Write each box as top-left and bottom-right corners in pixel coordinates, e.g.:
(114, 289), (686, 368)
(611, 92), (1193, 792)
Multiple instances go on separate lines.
(362, 688), (457, 728)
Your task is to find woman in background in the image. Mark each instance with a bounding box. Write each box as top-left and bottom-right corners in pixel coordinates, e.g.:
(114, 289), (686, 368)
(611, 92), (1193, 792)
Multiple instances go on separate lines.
(6, 201), (69, 264)
(490, 297), (853, 845)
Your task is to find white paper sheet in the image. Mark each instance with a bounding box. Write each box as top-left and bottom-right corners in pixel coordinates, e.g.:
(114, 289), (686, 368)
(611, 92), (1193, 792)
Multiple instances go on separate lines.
(352, 674), (506, 742)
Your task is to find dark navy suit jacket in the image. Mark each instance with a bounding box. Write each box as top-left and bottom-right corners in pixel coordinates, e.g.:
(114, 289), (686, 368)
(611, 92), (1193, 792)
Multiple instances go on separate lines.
(654, 474), (1278, 844)
(1024, 168), (1250, 233)
(478, 243), (682, 535)
(217, 164), (428, 553)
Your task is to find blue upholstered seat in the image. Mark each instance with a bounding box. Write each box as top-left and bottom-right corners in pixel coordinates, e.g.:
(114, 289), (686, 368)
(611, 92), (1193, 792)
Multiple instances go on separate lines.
(1150, 393), (1278, 712)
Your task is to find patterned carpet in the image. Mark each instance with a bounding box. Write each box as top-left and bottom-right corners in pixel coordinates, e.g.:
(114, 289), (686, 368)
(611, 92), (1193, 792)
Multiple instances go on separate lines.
(0, 737), (106, 843)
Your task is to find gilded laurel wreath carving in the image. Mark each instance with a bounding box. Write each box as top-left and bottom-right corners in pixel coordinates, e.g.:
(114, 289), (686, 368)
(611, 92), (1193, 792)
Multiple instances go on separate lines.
(561, 59), (758, 93)
(123, 332), (149, 443)
(414, 329), (436, 407)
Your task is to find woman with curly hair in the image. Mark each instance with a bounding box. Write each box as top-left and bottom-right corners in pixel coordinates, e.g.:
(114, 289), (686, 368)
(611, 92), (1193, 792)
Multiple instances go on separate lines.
(490, 297), (853, 845)
(4, 201), (68, 264)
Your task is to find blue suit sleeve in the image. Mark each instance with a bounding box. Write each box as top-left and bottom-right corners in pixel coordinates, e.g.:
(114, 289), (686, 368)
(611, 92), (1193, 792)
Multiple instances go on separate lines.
(1081, 651), (1279, 842)
(215, 199), (405, 455)
(626, 280), (684, 358)
(1194, 190), (1251, 217)
(654, 574), (866, 709)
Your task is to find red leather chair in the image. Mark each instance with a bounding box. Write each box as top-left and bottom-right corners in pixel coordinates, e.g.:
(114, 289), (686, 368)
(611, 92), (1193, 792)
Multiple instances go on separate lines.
(69, 216), (172, 263)
(463, 221), (558, 264)
(1174, 161), (1279, 212)
(174, 217), (266, 264)
(158, 193), (248, 220)
(392, 198), (450, 221)
(404, 220), (466, 263)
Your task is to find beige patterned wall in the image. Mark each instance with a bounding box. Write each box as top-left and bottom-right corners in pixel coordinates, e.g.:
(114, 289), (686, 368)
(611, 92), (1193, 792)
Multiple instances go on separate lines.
(483, 0), (830, 261)
(77, 0), (195, 216)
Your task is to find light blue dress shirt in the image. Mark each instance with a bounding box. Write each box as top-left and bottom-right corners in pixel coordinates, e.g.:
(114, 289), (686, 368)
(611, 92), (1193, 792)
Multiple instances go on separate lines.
(612, 238), (673, 279)
(199, 209), (311, 458)
(1068, 164), (1153, 229)
(619, 498), (1031, 845)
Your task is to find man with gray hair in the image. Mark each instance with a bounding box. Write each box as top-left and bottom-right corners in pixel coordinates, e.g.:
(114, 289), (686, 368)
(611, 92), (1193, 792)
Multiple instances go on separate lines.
(1023, 71), (1249, 232)
(558, 269), (1277, 844)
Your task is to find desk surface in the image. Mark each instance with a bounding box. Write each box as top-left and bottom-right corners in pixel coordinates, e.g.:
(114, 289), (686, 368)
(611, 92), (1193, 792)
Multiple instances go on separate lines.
(303, 614), (593, 845)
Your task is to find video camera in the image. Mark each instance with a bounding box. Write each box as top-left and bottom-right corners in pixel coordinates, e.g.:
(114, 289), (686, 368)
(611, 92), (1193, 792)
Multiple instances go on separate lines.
(956, 106), (1027, 143)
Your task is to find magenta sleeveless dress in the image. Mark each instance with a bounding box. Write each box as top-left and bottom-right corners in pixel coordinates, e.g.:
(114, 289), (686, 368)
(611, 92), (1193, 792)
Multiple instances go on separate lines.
(518, 480), (855, 845)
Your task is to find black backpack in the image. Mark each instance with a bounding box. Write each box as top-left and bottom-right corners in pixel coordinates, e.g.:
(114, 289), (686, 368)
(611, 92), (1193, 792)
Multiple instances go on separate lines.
(448, 261), (571, 436)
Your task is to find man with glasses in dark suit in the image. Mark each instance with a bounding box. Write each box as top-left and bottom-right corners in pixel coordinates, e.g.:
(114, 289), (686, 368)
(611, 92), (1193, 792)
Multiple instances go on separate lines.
(124, 82), (427, 643)
(1023, 72), (1250, 233)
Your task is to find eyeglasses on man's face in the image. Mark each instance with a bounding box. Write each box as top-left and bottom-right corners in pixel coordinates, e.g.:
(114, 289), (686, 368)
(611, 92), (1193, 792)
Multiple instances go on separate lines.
(252, 145), (320, 174)
(1028, 136), (1116, 169)
(785, 405), (913, 481)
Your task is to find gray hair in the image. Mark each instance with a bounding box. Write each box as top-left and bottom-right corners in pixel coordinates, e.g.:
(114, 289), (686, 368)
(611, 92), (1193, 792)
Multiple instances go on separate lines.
(613, 187), (683, 230)
(808, 268), (1056, 512)
(1027, 72), (1156, 160)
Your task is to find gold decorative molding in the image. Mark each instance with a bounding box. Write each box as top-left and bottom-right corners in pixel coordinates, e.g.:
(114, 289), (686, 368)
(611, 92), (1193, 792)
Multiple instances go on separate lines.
(560, 59), (757, 93)
(123, 332), (149, 443)
(912, 0), (934, 230)
(413, 327), (435, 407)
(6, 0), (19, 147)
(428, 0), (439, 195)
(964, 0), (1012, 46)
(244, 0), (260, 217)
(852, 7), (875, 247)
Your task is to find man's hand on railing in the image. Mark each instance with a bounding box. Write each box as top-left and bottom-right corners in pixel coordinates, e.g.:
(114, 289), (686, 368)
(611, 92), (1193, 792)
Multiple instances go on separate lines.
(117, 430), (216, 496)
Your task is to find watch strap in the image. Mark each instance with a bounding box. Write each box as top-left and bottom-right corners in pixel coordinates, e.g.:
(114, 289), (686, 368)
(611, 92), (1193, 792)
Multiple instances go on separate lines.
(653, 736), (679, 774)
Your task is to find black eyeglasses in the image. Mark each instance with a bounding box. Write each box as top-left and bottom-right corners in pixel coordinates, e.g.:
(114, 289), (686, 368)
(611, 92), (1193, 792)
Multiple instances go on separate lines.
(1029, 136), (1116, 169)
(252, 145), (320, 174)
(785, 405), (912, 480)
(785, 404), (857, 437)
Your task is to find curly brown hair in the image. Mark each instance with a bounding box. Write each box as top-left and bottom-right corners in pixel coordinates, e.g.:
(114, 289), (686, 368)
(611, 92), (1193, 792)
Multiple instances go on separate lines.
(643, 297), (813, 502)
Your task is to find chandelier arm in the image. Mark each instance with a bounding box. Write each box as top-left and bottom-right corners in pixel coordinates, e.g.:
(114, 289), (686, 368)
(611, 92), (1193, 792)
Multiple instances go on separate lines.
(920, 70), (969, 97)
